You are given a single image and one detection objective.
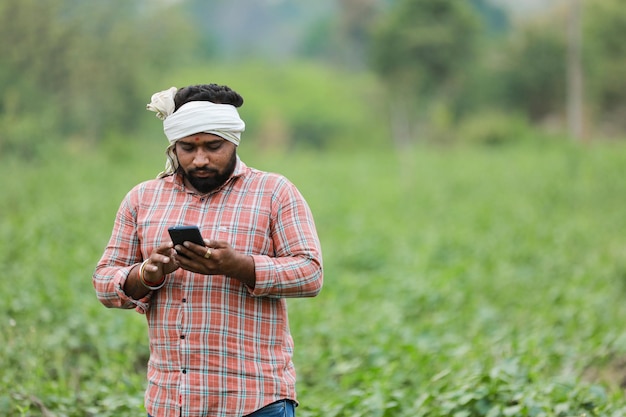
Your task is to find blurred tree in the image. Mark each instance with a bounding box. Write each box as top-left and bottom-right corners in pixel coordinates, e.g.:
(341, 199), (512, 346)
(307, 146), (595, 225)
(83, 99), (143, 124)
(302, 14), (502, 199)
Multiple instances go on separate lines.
(0, 0), (196, 155)
(336, 0), (380, 68)
(369, 0), (480, 146)
(58, 1), (198, 140)
(0, 0), (77, 156)
(496, 20), (567, 124)
(298, 17), (336, 61)
(298, 0), (379, 69)
(185, 0), (332, 61)
(469, 0), (509, 34)
(586, 0), (626, 136)
(470, 0), (625, 139)
(567, 0), (584, 141)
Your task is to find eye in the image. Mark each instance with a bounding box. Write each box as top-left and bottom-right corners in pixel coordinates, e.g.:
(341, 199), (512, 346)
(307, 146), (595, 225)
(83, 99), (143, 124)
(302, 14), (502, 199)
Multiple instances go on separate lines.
(178, 143), (194, 152)
(206, 142), (223, 151)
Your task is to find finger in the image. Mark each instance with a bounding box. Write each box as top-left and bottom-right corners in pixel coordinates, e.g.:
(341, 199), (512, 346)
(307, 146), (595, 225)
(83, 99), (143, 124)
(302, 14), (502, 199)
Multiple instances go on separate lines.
(143, 261), (158, 273)
(142, 259), (165, 280)
(156, 242), (174, 254)
(149, 253), (171, 265)
(183, 241), (210, 257)
(174, 244), (194, 259)
(205, 239), (230, 249)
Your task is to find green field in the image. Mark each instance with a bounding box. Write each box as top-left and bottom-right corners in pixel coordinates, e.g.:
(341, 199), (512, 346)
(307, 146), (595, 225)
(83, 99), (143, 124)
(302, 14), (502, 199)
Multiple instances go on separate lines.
(2, 138), (626, 416)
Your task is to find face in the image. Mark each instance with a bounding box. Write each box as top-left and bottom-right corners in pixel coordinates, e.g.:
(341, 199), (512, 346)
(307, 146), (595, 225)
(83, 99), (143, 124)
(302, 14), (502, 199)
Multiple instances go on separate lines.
(174, 133), (237, 194)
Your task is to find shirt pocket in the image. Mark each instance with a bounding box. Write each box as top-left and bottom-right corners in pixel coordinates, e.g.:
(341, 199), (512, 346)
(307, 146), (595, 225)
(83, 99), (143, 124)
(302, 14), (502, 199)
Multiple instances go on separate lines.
(212, 223), (273, 256)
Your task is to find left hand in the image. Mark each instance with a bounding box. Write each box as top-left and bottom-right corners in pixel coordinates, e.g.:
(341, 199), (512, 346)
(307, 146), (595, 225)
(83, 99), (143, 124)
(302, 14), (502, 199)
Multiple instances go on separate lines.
(174, 239), (251, 279)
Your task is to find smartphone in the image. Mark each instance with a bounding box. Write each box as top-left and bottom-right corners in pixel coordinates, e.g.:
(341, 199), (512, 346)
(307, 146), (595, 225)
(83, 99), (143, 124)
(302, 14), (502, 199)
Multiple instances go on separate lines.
(168, 226), (206, 258)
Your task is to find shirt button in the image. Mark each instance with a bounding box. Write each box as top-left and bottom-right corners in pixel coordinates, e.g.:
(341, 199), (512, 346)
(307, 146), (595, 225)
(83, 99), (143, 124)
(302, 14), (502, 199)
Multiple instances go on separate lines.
(182, 369), (187, 374)
(182, 298), (187, 303)
(180, 335), (185, 339)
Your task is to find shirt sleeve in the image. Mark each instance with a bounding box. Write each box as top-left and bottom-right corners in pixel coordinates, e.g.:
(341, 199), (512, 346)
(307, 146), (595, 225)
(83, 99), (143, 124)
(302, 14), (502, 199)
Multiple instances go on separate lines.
(93, 189), (152, 313)
(249, 179), (323, 298)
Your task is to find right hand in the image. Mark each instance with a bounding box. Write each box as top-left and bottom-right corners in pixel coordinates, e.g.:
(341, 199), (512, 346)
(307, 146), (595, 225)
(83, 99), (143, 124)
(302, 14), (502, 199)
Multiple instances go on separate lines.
(142, 242), (179, 283)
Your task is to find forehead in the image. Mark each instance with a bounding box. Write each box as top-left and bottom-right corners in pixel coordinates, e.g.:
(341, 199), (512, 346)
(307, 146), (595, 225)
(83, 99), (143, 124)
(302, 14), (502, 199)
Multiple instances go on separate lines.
(177, 132), (224, 144)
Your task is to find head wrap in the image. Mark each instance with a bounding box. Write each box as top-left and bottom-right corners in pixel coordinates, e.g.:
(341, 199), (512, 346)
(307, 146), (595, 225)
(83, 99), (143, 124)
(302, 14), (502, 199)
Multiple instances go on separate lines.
(163, 101), (245, 146)
(146, 87), (177, 121)
(146, 87), (246, 178)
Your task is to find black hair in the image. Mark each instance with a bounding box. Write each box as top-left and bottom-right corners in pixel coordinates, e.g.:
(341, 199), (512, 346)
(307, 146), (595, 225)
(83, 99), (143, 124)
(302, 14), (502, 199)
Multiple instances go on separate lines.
(173, 84), (244, 111)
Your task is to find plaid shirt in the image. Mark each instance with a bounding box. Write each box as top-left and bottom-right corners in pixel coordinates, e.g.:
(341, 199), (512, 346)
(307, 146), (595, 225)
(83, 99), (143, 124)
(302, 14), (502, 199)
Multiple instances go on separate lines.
(93, 159), (323, 417)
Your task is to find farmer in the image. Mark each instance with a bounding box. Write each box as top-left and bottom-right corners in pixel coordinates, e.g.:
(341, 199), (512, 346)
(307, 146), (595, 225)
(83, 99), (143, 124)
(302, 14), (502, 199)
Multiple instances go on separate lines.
(93, 83), (323, 417)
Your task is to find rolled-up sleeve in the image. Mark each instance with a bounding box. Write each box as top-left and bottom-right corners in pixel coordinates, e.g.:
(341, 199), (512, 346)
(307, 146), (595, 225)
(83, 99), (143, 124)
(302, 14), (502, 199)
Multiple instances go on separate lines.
(248, 181), (323, 298)
(93, 190), (151, 313)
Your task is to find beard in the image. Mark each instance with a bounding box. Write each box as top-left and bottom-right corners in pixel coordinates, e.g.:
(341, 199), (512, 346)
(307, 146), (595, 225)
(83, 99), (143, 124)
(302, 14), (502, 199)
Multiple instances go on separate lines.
(180, 152), (237, 194)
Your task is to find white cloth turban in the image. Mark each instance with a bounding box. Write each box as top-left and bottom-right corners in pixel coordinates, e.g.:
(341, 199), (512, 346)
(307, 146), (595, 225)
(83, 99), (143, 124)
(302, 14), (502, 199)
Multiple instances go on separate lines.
(163, 101), (245, 146)
(146, 87), (246, 177)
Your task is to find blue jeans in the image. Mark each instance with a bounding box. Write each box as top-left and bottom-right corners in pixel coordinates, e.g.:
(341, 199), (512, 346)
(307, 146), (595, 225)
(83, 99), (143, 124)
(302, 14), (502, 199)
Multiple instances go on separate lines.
(147, 400), (295, 417)
(244, 400), (295, 417)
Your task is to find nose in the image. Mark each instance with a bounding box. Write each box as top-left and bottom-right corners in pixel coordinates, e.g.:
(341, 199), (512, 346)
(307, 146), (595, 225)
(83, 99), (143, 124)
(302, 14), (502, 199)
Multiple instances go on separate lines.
(193, 148), (210, 166)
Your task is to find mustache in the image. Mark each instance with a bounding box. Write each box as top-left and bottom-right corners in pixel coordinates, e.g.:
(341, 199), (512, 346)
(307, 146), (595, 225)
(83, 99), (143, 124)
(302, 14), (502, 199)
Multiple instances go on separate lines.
(189, 167), (219, 175)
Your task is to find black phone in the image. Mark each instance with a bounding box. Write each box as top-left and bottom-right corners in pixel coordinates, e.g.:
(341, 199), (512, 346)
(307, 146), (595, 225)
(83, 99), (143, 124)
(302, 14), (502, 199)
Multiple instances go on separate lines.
(168, 226), (206, 252)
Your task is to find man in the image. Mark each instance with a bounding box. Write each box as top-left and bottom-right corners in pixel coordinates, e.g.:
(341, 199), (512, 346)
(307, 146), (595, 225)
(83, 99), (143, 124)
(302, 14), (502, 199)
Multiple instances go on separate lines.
(93, 84), (323, 417)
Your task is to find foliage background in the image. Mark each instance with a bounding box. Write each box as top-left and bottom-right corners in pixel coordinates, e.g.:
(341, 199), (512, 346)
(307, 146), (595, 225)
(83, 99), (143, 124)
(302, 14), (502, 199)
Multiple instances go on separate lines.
(1, 0), (626, 415)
